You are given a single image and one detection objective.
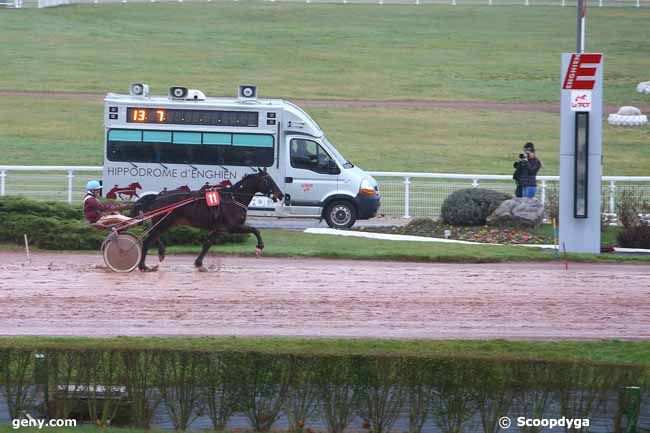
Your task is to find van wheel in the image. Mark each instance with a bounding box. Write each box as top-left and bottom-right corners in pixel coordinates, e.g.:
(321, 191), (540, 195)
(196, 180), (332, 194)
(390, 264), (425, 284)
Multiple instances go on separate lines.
(325, 201), (357, 229)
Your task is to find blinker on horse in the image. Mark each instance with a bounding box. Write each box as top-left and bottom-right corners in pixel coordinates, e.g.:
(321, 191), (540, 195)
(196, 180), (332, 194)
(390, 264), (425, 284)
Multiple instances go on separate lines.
(130, 170), (284, 272)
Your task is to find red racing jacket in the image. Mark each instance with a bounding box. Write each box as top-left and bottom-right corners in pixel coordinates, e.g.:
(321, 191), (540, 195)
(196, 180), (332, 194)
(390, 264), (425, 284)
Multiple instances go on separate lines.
(83, 194), (118, 223)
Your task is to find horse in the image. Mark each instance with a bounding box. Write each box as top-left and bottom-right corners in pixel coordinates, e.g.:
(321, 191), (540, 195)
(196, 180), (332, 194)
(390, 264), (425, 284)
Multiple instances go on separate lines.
(106, 182), (142, 200)
(130, 170), (284, 272)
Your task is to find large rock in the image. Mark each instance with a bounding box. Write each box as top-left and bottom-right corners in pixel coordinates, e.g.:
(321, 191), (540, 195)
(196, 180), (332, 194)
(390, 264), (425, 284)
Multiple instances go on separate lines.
(487, 197), (545, 228)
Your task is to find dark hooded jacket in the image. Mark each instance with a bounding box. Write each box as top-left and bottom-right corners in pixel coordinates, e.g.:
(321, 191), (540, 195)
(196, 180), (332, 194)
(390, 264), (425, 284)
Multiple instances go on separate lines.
(518, 157), (542, 187)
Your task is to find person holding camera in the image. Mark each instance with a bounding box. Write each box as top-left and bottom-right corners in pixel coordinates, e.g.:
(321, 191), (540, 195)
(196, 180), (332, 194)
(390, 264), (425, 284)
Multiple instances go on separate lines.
(512, 152), (527, 197)
(514, 142), (542, 199)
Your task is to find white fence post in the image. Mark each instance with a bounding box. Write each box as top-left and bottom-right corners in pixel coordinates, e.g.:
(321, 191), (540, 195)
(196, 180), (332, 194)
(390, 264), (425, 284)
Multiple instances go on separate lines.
(403, 176), (411, 218)
(562, 0), (565, 6)
(609, 180), (616, 214)
(540, 179), (546, 205)
(67, 170), (74, 204)
(472, 178), (479, 188)
(0, 170), (5, 196)
(598, 0), (602, 6)
(637, 0), (640, 7)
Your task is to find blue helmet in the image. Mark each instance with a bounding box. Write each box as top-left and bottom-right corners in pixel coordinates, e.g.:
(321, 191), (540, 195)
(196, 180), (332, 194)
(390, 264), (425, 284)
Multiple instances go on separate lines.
(86, 180), (102, 191)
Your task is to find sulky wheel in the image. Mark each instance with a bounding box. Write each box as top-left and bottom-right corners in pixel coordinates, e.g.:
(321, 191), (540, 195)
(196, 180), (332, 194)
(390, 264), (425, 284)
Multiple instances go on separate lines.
(102, 233), (142, 273)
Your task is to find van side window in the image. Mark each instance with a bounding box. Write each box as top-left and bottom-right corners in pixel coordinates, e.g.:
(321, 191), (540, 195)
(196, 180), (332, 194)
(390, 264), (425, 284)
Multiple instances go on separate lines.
(290, 139), (340, 174)
(107, 129), (274, 167)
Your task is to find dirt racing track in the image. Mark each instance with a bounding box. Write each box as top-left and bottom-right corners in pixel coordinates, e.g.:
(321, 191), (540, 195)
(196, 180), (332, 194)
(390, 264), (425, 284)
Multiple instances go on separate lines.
(0, 250), (649, 340)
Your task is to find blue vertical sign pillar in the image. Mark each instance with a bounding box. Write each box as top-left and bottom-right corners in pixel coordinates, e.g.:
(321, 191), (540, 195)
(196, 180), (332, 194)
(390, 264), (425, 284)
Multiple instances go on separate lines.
(559, 53), (603, 254)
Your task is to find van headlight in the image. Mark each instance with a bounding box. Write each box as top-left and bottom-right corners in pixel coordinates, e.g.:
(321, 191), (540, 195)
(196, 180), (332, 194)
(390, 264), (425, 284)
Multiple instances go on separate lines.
(359, 179), (377, 196)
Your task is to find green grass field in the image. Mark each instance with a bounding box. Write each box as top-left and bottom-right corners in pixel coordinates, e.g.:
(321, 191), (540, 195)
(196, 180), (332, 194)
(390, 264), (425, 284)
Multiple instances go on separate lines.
(2, 96), (650, 174)
(2, 4), (649, 104)
(2, 4), (650, 173)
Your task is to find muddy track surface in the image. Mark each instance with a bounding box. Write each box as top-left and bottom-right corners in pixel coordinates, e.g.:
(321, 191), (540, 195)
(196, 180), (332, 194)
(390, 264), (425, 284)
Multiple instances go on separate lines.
(2, 89), (645, 114)
(1, 251), (649, 339)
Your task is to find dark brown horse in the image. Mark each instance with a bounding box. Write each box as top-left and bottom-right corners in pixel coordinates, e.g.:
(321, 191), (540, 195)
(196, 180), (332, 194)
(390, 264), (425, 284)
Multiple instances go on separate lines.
(130, 170), (283, 272)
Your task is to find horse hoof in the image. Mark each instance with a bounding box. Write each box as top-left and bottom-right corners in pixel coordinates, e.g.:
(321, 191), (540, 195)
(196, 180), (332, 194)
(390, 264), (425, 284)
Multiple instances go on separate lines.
(159, 255), (166, 262)
(197, 265), (209, 273)
(141, 265), (159, 272)
(255, 247), (263, 257)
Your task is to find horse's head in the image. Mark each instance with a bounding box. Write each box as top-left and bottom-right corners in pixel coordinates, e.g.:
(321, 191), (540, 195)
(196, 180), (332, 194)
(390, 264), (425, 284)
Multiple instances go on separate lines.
(132, 182), (143, 190)
(237, 169), (284, 202)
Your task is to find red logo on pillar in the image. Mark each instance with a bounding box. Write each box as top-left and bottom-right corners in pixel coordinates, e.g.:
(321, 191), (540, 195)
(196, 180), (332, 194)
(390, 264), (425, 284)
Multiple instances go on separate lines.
(562, 53), (602, 90)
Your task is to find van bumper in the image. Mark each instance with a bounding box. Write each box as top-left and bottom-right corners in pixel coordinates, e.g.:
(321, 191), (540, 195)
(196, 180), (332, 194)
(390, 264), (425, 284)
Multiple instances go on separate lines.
(354, 193), (380, 220)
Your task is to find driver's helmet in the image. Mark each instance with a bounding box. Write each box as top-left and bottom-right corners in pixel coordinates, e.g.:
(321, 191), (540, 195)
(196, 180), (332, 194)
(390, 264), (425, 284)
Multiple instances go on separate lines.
(86, 180), (102, 191)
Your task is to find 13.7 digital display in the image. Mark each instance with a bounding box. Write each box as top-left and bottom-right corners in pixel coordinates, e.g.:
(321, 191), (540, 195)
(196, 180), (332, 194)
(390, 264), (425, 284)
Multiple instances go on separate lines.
(126, 108), (259, 127)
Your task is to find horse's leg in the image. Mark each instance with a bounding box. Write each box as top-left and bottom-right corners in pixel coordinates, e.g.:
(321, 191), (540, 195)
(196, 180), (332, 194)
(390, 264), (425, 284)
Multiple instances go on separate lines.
(156, 239), (166, 262)
(139, 218), (175, 272)
(230, 224), (264, 257)
(195, 231), (223, 272)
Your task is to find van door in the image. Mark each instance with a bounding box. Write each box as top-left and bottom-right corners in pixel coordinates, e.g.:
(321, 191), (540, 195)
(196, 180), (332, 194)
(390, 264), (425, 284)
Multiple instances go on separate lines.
(283, 136), (340, 216)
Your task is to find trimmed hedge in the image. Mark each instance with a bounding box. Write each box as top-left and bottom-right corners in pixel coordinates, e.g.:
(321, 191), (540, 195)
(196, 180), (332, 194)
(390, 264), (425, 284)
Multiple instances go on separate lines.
(0, 196), (247, 250)
(0, 348), (646, 430)
(440, 188), (512, 226)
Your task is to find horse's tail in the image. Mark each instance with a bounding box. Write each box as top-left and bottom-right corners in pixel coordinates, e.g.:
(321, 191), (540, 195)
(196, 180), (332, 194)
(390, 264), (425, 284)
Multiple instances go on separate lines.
(129, 194), (158, 218)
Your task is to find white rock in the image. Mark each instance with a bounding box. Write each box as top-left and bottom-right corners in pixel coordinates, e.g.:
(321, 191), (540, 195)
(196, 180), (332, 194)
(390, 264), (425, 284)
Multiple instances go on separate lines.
(608, 106), (648, 127)
(617, 106), (642, 116)
(637, 81), (650, 95)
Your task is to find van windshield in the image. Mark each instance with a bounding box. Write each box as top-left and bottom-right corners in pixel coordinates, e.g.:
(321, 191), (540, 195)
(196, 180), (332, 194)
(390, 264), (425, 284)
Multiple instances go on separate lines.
(323, 137), (354, 169)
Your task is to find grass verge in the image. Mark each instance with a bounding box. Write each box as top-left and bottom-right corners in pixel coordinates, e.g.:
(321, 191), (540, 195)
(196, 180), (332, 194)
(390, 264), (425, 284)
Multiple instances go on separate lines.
(1, 336), (649, 366)
(2, 229), (648, 263)
(164, 229), (650, 264)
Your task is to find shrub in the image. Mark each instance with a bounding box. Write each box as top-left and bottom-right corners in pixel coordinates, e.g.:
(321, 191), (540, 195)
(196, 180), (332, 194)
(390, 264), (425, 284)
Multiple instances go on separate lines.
(0, 196), (82, 220)
(0, 196), (248, 250)
(545, 186), (559, 223)
(440, 188), (511, 226)
(616, 189), (646, 228)
(0, 214), (105, 250)
(616, 225), (650, 249)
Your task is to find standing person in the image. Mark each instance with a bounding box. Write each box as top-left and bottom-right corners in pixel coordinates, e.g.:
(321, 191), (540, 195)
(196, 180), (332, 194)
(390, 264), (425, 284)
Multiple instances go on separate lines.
(519, 142), (542, 199)
(83, 180), (131, 226)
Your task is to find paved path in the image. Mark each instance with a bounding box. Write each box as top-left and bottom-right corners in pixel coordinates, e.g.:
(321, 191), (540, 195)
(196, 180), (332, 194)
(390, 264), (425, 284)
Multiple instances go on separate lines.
(1, 251), (648, 339)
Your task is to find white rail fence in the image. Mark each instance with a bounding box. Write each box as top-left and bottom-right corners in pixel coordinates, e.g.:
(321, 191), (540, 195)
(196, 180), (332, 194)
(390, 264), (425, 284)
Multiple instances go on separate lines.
(6, 0), (649, 7)
(2, 166), (650, 220)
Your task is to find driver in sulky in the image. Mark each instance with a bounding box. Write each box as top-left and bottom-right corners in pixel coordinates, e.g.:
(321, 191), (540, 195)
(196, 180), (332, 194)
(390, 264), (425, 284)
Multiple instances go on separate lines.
(83, 180), (131, 227)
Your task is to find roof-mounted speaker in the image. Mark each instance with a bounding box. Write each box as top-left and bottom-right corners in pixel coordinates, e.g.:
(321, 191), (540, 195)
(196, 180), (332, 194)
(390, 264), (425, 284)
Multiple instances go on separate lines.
(130, 83), (149, 97)
(238, 85), (257, 99)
